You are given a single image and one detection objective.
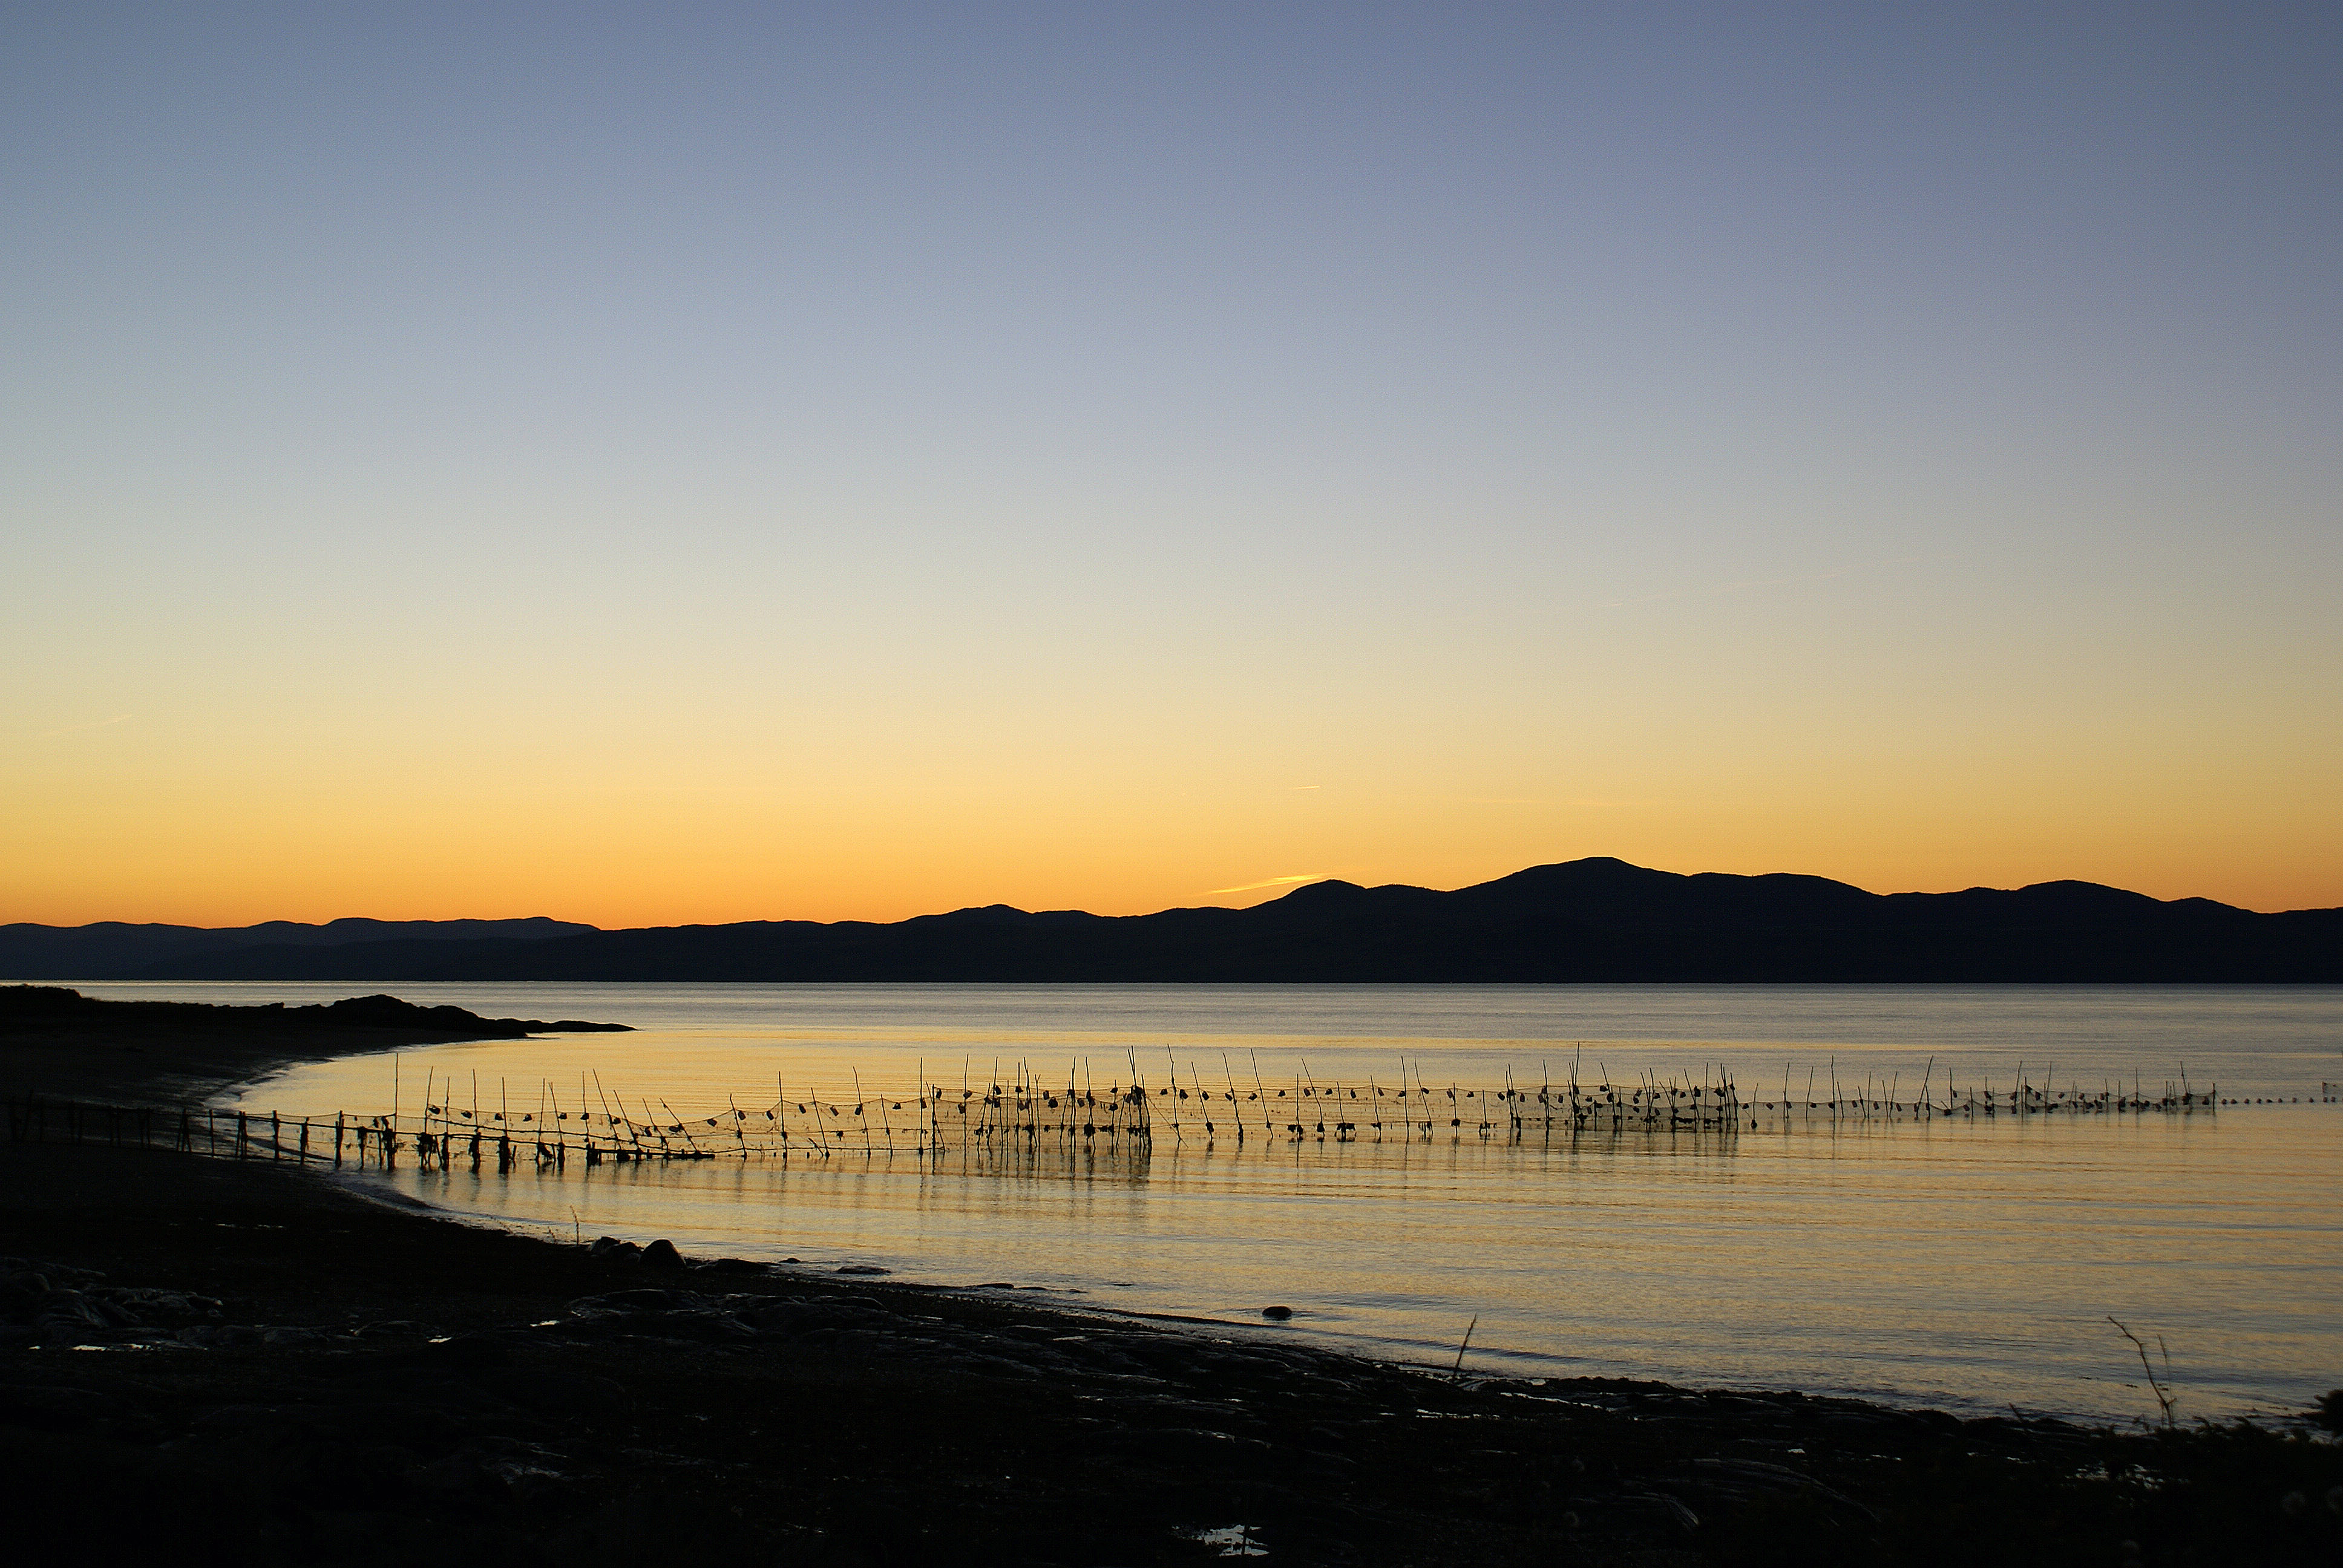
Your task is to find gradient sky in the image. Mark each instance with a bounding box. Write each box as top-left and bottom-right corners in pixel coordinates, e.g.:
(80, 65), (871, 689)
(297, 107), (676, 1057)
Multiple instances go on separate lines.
(5, 3), (2339, 926)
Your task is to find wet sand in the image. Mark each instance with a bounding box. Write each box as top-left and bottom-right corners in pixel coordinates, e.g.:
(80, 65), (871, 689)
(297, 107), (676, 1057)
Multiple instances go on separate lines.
(2, 1000), (2337, 1565)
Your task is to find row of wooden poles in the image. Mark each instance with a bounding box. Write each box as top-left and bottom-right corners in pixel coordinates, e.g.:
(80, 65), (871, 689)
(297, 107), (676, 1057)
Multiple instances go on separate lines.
(1, 1054), (2250, 1171)
(3, 1097), (399, 1165)
(1008, 1054), (2227, 1144)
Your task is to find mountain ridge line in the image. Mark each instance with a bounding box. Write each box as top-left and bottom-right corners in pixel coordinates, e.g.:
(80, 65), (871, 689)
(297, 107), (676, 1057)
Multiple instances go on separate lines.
(7, 858), (2336, 982)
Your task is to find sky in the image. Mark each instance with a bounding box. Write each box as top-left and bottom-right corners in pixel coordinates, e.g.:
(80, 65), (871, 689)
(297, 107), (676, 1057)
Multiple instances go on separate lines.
(4, 2), (2339, 927)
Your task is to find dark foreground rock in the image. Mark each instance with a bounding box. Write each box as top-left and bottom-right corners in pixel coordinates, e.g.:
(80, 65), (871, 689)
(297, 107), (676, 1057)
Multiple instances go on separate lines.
(1, 1140), (2338, 1566)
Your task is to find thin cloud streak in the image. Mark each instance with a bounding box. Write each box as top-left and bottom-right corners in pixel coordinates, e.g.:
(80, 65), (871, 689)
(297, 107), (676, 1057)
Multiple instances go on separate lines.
(1460, 797), (1653, 808)
(33, 713), (135, 739)
(1208, 874), (1328, 896)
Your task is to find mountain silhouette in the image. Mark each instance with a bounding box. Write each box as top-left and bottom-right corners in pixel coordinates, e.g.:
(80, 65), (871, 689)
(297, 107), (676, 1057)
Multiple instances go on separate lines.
(6, 860), (2333, 982)
(0, 916), (592, 981)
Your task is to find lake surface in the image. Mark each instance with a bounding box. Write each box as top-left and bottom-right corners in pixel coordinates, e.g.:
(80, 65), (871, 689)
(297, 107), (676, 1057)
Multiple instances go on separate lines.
(65, 981), (2343, 1424)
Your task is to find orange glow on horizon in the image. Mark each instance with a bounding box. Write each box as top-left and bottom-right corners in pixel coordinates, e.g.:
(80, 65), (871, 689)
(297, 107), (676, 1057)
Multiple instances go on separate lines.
(5, 757), (2336, 930)
(9, 631), (2337, 927)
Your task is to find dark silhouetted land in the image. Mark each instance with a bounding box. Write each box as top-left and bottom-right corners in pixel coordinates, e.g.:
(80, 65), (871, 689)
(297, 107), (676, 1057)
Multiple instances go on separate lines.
(10, 859), (2336, 982)
(0, 986), (629, 1102)
(0, 916), (588, 982)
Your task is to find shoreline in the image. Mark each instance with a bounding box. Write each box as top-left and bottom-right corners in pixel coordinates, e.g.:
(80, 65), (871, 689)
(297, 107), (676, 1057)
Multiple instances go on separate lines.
(304, 1135), (2334, 1434)
(0, 984), (632, 1106)
(112, 1144), (2339, 1436)
(15, 994), (2318, 1433)
(4, 1003), (2339, 1564)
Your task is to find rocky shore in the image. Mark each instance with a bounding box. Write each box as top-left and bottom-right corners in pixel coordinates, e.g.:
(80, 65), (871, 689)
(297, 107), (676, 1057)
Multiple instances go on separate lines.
(2, 996), (2337, 1565)
(0, 985), (629, 1105)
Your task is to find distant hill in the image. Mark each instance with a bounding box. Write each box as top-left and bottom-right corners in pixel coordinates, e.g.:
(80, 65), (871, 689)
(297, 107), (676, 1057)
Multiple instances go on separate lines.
(0, 917), (592, 981)
(7, 860), (2335, 982)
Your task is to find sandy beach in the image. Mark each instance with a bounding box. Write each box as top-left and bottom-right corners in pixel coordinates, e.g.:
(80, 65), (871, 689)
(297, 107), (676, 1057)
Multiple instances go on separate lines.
(3, 992), (2338, 1566)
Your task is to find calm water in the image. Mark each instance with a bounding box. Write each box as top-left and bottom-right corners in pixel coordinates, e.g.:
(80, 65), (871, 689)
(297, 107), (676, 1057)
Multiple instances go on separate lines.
(65, 981), (2343, 1424)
